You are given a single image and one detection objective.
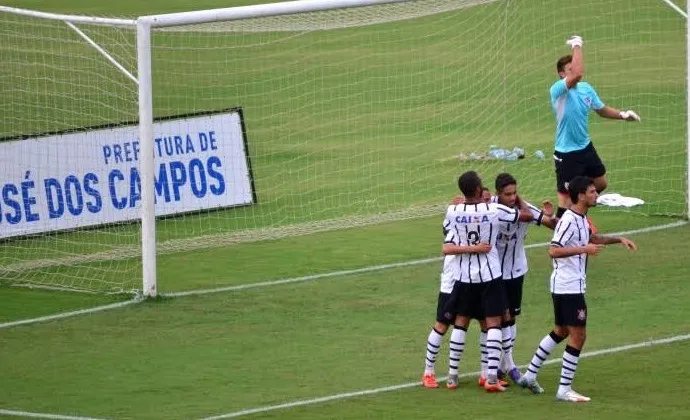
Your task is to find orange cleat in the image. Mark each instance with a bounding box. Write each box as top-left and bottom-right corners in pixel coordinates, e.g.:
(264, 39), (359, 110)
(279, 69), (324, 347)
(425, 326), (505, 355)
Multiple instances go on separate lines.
(422, 373), (439, 388)
(478, 376), (509, 387)
(484, 380), (507, 392)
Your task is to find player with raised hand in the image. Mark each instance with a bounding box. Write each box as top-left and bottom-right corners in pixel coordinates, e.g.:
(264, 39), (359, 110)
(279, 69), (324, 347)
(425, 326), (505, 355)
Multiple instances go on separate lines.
(550, 34), (640, 228)
(489, 173), (557, 384)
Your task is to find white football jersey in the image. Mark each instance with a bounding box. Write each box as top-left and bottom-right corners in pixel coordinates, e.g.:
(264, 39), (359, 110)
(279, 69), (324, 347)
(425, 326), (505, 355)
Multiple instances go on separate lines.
(549, 209), (591, 294)
(491, 197), (544, 280)
(439, 229), (459, 293)
(444, 202), (519, 283)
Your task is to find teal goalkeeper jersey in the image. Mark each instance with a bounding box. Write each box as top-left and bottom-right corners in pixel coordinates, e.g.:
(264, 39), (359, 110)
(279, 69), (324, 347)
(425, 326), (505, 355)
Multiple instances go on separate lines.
(549, 79), (605, 153)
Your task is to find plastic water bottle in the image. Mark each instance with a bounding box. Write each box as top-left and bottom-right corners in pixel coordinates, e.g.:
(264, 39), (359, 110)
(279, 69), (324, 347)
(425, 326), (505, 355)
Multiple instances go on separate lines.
(492, 148), (507, 160)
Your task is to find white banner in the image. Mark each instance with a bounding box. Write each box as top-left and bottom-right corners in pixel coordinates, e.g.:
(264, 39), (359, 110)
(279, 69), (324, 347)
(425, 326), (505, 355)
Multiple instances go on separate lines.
(0, 109), (255, 239)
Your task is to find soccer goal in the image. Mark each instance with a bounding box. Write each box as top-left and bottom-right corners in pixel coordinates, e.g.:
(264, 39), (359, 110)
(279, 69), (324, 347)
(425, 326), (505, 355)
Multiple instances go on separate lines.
(0, 0), (688, 296)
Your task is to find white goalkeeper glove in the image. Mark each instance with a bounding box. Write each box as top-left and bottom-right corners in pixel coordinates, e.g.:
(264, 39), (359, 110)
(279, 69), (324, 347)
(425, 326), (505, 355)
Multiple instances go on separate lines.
(619, 110), (641, 122)
(566, 35), (583, 49)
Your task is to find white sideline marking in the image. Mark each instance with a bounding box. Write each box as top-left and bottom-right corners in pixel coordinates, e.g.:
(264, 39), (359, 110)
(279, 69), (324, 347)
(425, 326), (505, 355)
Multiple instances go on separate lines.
(202, 333), (690, 419)
(0, 409), (105, 420)
(0, 297), (141, 330)
(661, 0), (688, 18)
(167, 220), (688, 298)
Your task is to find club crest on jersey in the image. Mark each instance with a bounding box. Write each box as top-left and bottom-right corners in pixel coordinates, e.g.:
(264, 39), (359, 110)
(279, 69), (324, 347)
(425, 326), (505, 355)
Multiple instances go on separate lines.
(455, 215), (490, 223)
(584, 97), (592, 107)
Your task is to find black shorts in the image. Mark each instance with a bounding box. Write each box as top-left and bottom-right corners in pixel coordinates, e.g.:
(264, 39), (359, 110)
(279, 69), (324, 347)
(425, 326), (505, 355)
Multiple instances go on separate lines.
(442, 279), (506, 323)
(436, 292), (454, 325)
(503, 276), (524, 317)
(554, 142), (606, 193)
(552, 293), (587, 327)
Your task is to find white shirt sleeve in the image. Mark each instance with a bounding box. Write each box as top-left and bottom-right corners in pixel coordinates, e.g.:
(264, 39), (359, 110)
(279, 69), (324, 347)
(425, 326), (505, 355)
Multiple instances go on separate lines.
(551, 218), (574, 247)
(494, 203), (519, 223)
(523, 200), (545, 225)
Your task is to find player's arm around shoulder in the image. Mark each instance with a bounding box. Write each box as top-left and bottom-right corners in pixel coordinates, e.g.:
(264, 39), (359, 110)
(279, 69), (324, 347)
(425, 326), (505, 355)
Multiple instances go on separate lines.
(443, 242), (492, 255)
(538, 200), (558, 230)
(515, 195), (535, 223)
(492, 202), (520, 224)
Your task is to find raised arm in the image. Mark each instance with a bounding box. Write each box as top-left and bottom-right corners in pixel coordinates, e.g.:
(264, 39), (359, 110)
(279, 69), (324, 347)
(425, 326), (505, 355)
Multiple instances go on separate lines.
(541, 215), (558, 230)
(539, 200), (557, 229)
(565, 36), (583, 89)
(515, 195), (535, 223)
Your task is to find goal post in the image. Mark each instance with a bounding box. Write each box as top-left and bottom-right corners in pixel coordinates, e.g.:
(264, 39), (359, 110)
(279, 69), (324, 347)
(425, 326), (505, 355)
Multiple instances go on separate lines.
(135, 0), (413, 297)
(136, 19), (156, 297)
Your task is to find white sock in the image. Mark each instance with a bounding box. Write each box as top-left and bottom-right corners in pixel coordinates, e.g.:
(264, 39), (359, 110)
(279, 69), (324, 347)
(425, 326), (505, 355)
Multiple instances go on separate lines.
(479, 329), (488, 377)
(511, 323), (518, 348)
(448, 326), (466, 376)
(424, 327), (444, 374)
(486, 327), (502, 381)
(501, 325), (516, 371)
(524, 331), (563, 382)
(557, 345), (581, 394)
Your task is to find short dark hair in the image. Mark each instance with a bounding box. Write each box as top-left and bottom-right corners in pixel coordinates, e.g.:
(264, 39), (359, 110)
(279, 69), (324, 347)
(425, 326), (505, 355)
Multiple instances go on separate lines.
(568, 176), (594, 204)
(458, 171), (482, 197)
(494, 172), (517, 191)
(480, 187), (490, 193)
(556, 55), (572, 73)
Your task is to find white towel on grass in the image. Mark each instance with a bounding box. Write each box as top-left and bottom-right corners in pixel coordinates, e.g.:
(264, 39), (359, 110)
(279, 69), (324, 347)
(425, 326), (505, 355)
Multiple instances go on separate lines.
(596, 193), (645, 207)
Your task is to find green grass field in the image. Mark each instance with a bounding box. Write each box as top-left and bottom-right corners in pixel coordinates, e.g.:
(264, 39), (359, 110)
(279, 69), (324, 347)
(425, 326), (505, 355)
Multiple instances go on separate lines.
(0, 0), (689, 418)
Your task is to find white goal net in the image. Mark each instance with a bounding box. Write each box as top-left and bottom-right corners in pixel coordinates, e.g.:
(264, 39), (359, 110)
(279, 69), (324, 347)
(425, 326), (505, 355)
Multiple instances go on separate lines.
(0, 0), (686, 294)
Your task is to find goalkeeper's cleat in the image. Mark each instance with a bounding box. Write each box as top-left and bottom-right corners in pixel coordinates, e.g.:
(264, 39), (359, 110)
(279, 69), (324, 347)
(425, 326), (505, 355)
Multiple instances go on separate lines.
(478, 375), (509, 387)
(422, 373), (439, 389)
(484, 379), (507, 393)
(446, 374), (459, 390)
(507, 368), (522, 383)
(556, 389), (591, 402)
(517, 376), (544, 394)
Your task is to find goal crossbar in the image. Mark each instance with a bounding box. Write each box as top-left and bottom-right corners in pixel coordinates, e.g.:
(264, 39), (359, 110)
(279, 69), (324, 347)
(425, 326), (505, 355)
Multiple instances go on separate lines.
(0, 5), (135, 26)
(140, 0), (412, 28)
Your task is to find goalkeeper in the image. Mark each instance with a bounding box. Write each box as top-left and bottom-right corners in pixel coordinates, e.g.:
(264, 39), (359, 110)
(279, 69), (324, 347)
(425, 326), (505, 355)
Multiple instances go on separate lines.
(550, 35), (640, 222)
